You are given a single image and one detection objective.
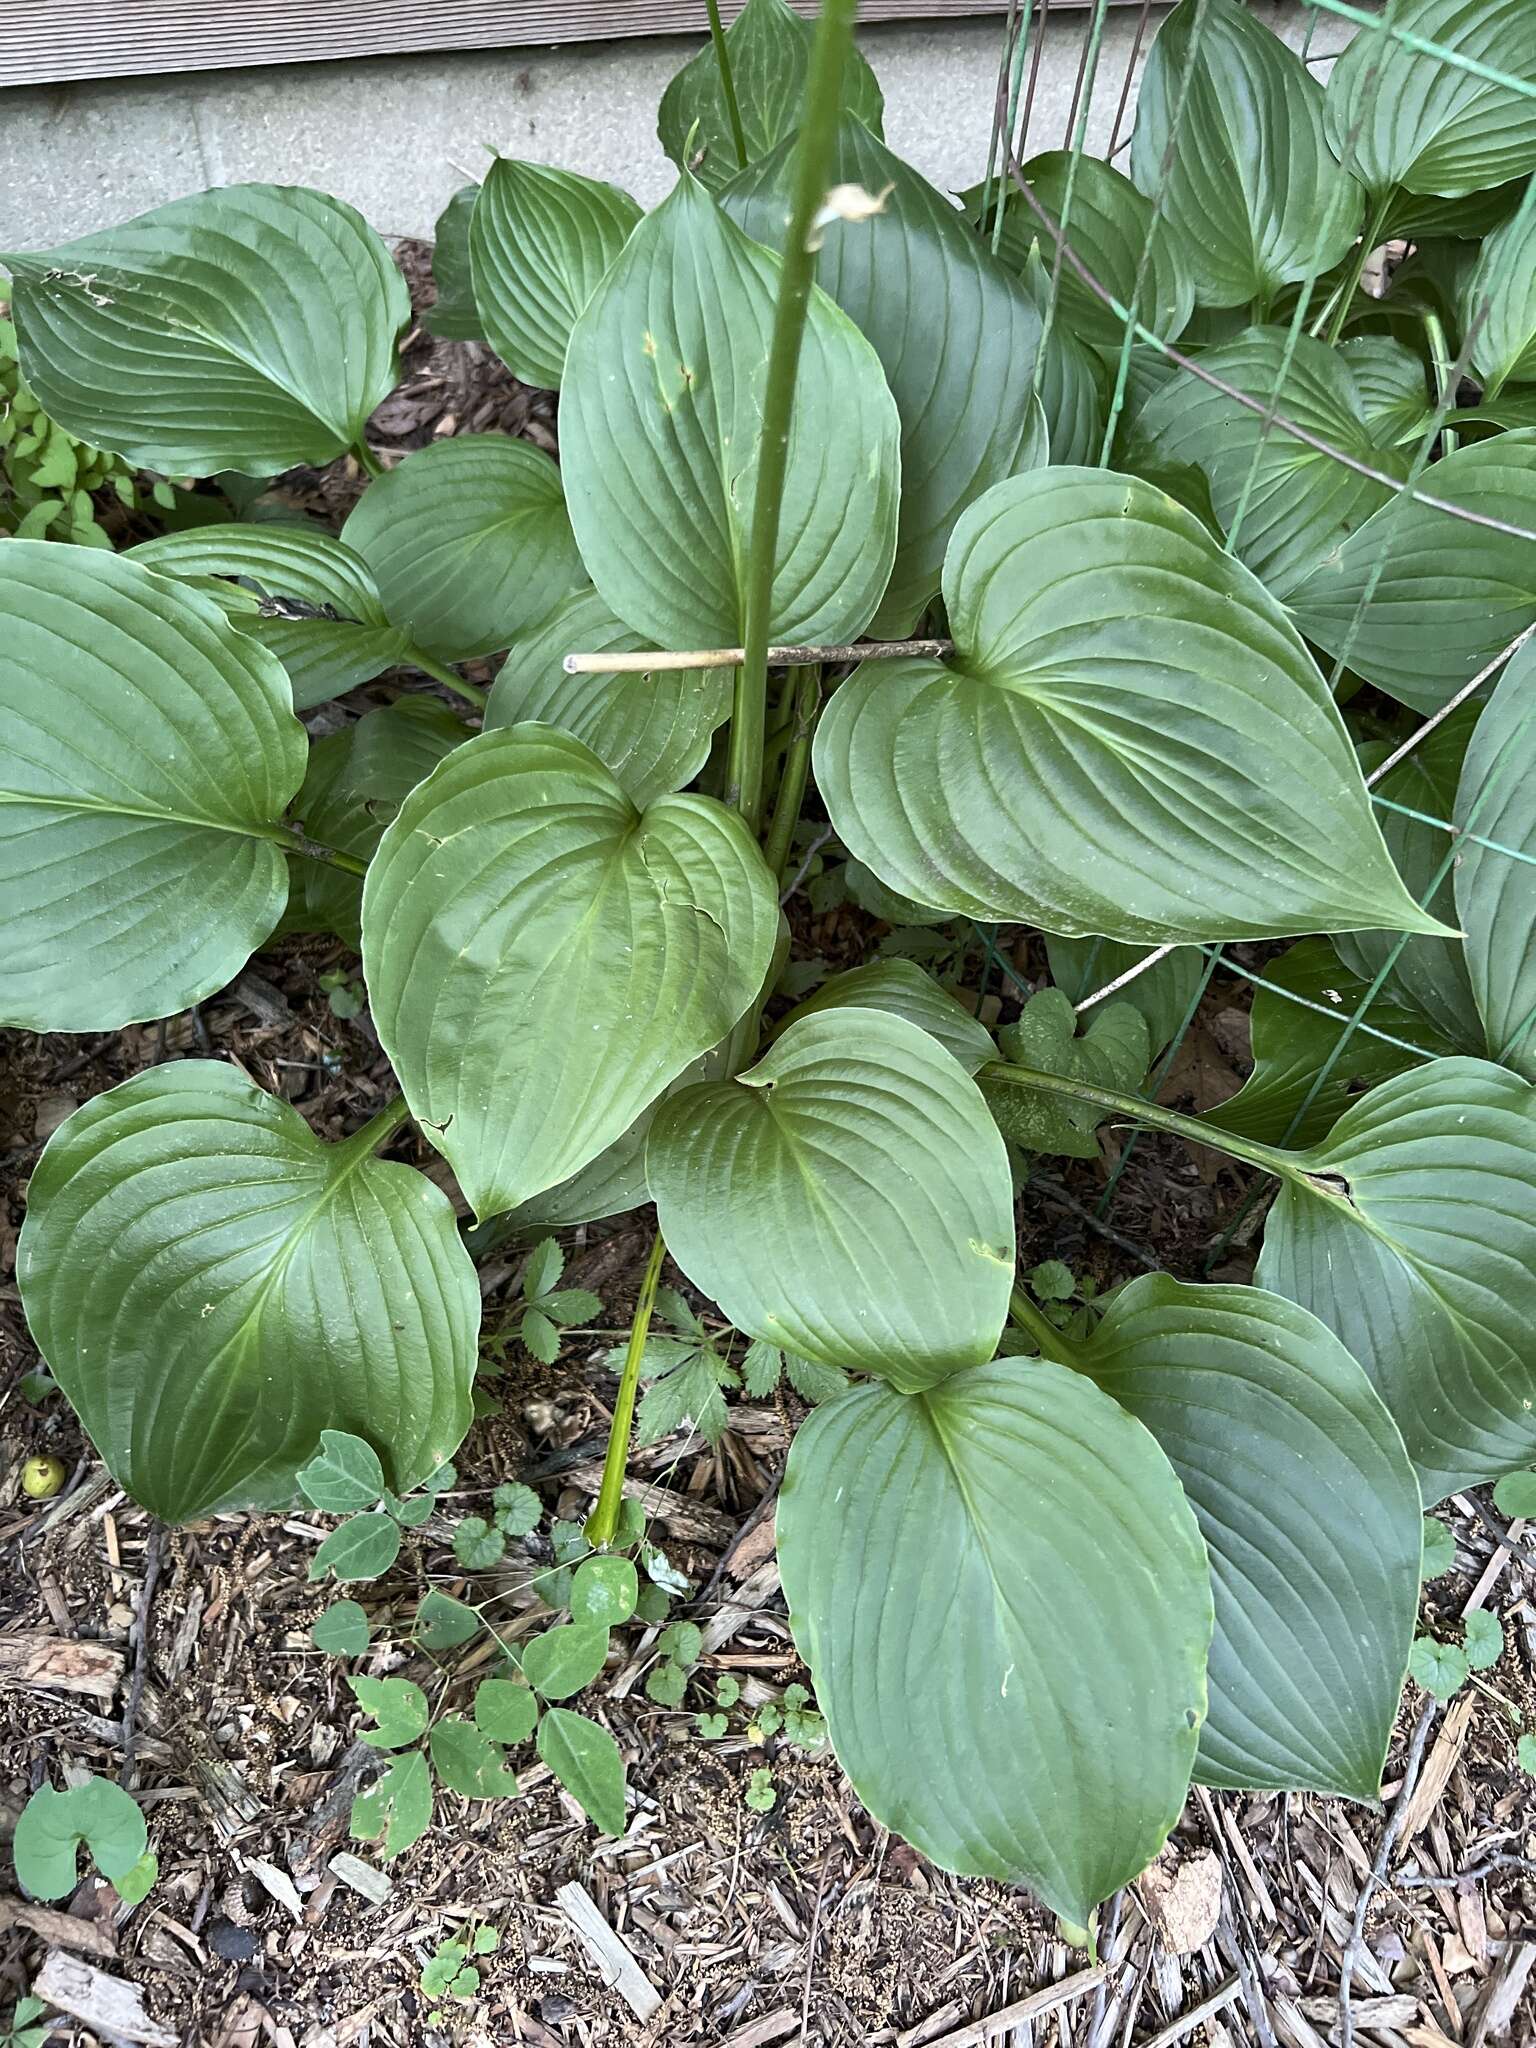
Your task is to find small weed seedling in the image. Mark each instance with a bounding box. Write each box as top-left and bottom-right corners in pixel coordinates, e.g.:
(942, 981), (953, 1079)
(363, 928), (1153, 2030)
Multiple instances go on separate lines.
(421, 1924), (500, 2011)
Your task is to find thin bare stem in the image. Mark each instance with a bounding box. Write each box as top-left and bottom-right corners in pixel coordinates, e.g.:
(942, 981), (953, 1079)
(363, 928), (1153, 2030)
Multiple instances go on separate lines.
(705, 0), (750, 168)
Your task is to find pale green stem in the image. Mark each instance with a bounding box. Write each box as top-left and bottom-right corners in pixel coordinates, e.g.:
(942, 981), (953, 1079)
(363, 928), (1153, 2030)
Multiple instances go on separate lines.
(586, 1232), (668, 1551)
(1008, 1287), (1075, 1367)
(350, 438), (385, 481)
(409, 648), (488, 711)
(706, 0), (750, 168)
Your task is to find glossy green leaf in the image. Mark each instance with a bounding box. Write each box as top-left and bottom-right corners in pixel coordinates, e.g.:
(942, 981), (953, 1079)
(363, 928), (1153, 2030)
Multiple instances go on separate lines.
(1456, 640), (1536, 1073)
(1044, 938), (1205, 1062)
(469, 158), (641, 389)
(130, 523), (415, 711)
(560, 173), (900, 649)
(429, 1717), (519, 1799)
(1466, 199), (1536, 393)
(1131, 0), (1361, 310)
(657, 0), (884, 194)
(311, 1512), (402, 1583)
(815, 468), (1438, 943)
(2, 184), (408, 473)
(18, 1063), (477, 1521)
(990, 991), (1150, 1160)
(778, 1356), (1210, 1924)
(522, 1622), (609, 1701)
(0, 543), (305, 1032)
(1132, 328), (1406, 601)
(1075, 1277), (1419, 1798)
(1259, 1057), (1536, 1501)
(298, 1430), (386, 1513)
(571, 1556), (639, 1628)
(351, 1750), (432, 1860)
(363, 726), (775, 1218)
(536, 1708), (627, 1834)
(1208, 937), (1452, 1150)
(485, 586), (730, 809)
(1337, 710), (1482, 1049)
(475, 1678), (540, 1745)
(773, 959), (995, 1074)
(722, 115), (1047, 632)
(1324, 0), (1536, 201)
(13, 1779), (149, 1901)
(342, 435), (585, 662)
(648, 1009), (1014, 1389)
(427, 184), (484, 340)
(1288, 430), (1536, 713)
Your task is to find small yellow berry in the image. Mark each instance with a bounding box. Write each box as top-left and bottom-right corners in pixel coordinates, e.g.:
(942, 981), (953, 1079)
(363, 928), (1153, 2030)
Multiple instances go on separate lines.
(21, 1455), (66, 1501)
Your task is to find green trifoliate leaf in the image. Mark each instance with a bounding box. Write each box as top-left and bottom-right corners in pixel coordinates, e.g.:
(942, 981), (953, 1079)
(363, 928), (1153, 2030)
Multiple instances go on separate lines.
(1455, 640), (1536, 1075)
(362, 726), (778, 1219)
(657, 0), (883, 194)
(1259, 1057), (1536, 1501)
(560, 173), (899, 650)
(312, 1601), (371, 1657)
(469, 158), (642, 390)
(427, 184), (484, 341)
(815, 469), (1438, 945)
(19, 1064), (476, 1522)
(1131, 0), (1361, 310)
(453, 1518), (506, 1571)
(2, 184), (409, 473)
(521, 1238), (564, 1302)
(492, 1483), (542, 1537)
(571, 1557), (638, 1629)
(429, 1717), (519, 1800)
(1409, 1637), (1468, 1701)
(351, 1676), (430, 1749)
(310, 1513), (402, 1584)
(536, 1708), (627, 1835)
(1073, 1277), (1420, 1800)
(298, 1430), (386, 1514)
(351, 1750), (432, 1859)
(635, 1345), (737, 1449)
(1464, 1609), (1504, 1671)
(1288, 430), (1536, 713)
(990, 991), (1151, 1160)
(648, 1010), (1015, 1389)
(778, 1355), (1211, 1927)
(486, 587), (731, 810)
(416, 1590), (481, 1651)
(342, 435), (585, 663)
(1324, 0), (1536, 201)
(475, 1678), (539, 1746)
(522, 1622), (609, 1702)
(128, 523), (416, 711)
(1, 544), (305, 1032)
(13, 1779), (149, 1902)
(722, 115), (1048, 632)
(774, 959), (995, 1075)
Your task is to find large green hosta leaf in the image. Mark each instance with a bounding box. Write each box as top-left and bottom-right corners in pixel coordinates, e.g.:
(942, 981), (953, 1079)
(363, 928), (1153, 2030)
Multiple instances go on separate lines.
(17, 1064), (477, 1522)
(2, 185), (408, 474)
(559, 174), (900, 649)
(362, 725), (777, 1219)
(778, 1356), (1210, 1922)
(1464, 200), (1536, 394)
(814, 469), (1437, 943)
(1074, 1278), (1419, 1800)
(1130, 0), (1361, 311)
(1324, 0), (1536, 201)
(130, 524), (415, 710)
(1455, 639), (1536, 1073)
(657, 0), (884, 194)
(484, 586), (730, 809)
(1288, 430), (1536, 713)
(648, 1009), (1013, 1387)
(0, 543), (305, 1032)
(342, 435), (585, 663)
(1132, 328), (1407, 601)
(469, 159), (641, 390)
(722, 116), (1047, 633)
(1259, 1058), (1536, 1501)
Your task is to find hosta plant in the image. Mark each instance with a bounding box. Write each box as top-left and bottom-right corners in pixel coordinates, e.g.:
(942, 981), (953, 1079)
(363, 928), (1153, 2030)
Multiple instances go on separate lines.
(7, 0), (1536, 1938)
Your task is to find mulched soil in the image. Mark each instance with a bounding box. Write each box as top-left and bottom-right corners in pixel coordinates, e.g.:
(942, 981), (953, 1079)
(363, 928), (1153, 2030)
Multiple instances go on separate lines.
(3, 243), (1535, 2048)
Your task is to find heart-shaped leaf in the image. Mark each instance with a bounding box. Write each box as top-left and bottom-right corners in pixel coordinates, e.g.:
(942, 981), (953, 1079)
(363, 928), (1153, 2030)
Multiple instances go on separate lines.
(647, 1008), (1014, 1388)
(13, 1779), (149, 1902)
(362, 725), (778, 1219)
(485, 587), (731, 809)
(1131, 328), (1408, 601)
(772, 959), (996, 1075)
(722, 115), (1048, 633)
(427, 184), (484, 340)
(2, 184), (409, 473)
(657, 0), (884, 194)
(17, 1063), (477, 1522)
(560, 172), (900, 649)
(814, 468), (1438, 943)
(1324, 0), (1536, 201)
(1131, 0), (1361, 310)
(1258, 1057), (1536, 1502)
(130, 523), (416, 710)
(778, 1356), (1211, 1925)
(1456, 639), (1536, 1073)
(342, 435), (585, 663)
(990, 990), (1151, 1159)
(1074, 1277), (1420, 1799)
(1288, 430), (1536, 713)
(0, 542), (306, 1032)
(1464, 198), (1536, 395)
(469, 158), (641, 389)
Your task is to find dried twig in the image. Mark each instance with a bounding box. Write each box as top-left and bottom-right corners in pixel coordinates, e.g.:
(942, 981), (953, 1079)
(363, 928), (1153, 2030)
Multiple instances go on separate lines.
(1338, 1700), (1438, 2048)
(121, 1522), (164, 1792)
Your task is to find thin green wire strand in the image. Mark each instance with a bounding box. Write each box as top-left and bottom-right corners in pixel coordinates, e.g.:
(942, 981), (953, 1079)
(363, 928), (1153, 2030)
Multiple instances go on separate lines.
(980, 0), (1035, 245)
(1029, 0), (1115, 409)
